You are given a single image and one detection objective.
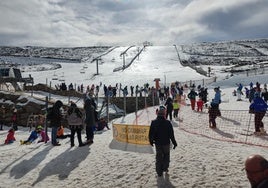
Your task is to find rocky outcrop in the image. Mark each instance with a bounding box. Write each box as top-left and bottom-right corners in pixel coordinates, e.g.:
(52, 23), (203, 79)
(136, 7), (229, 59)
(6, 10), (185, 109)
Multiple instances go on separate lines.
(0, 92), (46, 126)
(0, 87), (159, 127)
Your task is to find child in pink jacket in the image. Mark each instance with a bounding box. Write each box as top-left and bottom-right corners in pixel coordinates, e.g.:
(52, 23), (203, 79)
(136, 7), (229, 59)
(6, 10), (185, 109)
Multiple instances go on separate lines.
(37, 126), (49, 143)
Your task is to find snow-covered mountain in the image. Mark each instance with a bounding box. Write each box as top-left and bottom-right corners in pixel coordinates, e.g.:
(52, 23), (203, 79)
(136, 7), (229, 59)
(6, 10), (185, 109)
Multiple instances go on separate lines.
(0, 46), (111, 61)
(1, 38), (268, 88)
(1, 39), (268, 66)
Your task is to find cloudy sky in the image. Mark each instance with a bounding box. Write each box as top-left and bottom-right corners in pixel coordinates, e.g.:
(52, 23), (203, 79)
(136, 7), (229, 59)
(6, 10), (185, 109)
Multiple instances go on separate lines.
(1, 0), (268, 47)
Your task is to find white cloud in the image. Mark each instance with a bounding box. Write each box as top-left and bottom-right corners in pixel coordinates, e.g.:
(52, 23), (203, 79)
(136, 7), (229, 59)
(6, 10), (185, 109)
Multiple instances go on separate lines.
(0, 0), (268, 47)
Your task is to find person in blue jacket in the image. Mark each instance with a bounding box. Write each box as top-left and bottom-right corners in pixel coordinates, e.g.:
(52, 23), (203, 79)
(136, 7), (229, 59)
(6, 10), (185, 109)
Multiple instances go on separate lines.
(249, 92), (268, 135)
(211, 87), (221, 108)
(20, 127), (40, 144)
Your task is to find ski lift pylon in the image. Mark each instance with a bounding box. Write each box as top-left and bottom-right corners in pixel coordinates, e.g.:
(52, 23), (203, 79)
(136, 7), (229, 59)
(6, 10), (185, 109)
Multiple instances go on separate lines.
(52, 72), (58, 80)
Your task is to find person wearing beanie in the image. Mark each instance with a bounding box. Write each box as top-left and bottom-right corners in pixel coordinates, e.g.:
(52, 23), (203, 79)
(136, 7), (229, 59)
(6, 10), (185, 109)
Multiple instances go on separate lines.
(249, 91), (268, 135)
(149, 106), (177, 177)
(37, 126), (50, 143)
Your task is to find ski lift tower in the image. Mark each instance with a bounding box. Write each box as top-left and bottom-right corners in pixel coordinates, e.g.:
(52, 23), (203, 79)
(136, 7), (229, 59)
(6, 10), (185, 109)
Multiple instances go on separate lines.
(120, 52), (126, 69)
(119, 45), (135, 70)
(91, 56), (102, 75)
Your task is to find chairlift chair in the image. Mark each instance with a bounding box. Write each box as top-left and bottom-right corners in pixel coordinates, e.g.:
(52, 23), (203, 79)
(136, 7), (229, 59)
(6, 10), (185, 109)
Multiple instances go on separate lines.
(59, 72), (65, 82)
(52, 72), (58, 80)
(80, 69), (85, 74)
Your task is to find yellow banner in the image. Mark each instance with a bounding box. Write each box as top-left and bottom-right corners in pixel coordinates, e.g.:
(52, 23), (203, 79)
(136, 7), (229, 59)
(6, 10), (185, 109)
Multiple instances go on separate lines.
(113, 124), (150, 145)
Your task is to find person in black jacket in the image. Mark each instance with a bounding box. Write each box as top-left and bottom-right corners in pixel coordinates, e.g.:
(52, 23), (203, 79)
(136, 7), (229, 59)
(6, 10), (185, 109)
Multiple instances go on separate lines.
(149, 107), (177, 177)
(50, 100), (63, 146)
(84, 97), (96, 144)
(187, 89), (198, 110)
(165, 97), (173, 121)
(245, 154), (268, 188)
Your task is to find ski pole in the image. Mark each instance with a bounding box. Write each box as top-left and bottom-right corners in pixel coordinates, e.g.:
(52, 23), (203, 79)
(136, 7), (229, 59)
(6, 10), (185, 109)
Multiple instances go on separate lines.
(245, 113), (252, 143)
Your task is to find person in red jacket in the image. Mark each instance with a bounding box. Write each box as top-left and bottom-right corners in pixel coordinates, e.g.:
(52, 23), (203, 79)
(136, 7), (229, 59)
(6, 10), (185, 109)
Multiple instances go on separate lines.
(5, 128), (16, 144)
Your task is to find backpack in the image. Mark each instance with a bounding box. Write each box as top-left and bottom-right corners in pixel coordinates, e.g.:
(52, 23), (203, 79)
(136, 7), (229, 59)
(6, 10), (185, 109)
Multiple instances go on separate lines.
(188, 92), (196, 99)
(67, 112), (83, 125)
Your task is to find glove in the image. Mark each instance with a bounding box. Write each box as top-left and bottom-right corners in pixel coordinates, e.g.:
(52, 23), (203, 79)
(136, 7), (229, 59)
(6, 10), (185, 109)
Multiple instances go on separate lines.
(173, 142), (177, 150)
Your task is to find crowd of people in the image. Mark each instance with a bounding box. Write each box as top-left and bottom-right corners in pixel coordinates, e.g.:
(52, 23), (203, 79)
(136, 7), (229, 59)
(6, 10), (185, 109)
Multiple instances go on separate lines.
(183, 81), (268, 132)
(2, 94), (111, 147)
(54, 82), (157, 98)
(44, 96), (110, 147)
(59, 80), (267, 139)
(231, 81), (268, 135)
(148, 81), (268, 186)
(2, 79), (267, 141)
(1, 77), (268, 187)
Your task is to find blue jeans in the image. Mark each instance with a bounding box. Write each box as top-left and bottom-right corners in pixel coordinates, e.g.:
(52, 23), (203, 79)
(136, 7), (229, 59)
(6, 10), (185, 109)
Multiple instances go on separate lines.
(51, 126), (58, 145)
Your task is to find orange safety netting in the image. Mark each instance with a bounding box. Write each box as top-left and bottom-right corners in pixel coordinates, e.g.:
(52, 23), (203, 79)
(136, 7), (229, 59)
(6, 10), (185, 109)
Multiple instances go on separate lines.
(178, 103), (268, 148)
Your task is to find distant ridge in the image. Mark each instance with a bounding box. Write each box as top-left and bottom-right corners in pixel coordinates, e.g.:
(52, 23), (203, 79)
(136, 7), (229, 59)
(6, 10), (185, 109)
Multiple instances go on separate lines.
(1, 38), (268, 67)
